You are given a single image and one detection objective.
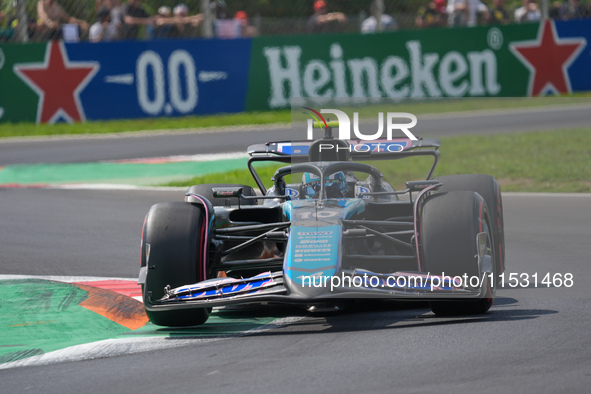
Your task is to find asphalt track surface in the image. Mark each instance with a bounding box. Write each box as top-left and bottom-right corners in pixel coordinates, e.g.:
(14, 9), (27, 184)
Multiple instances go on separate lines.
(2, 107), (591, 392)
(1, 189), (590, 393)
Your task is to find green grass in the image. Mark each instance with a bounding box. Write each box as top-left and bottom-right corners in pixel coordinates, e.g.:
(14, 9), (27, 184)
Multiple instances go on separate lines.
(292, 96), (591, 124)
(0, 111), (292, 138)
(164, 129), (591, 193)
(2, 96), (590, 139)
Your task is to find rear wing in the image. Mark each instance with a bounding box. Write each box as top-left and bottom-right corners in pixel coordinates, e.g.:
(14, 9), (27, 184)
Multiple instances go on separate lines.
(247, 137), (441, 195)
(247, 137), (440, 157)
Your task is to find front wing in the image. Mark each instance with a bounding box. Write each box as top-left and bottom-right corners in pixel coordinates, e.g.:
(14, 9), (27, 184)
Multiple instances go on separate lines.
(144, 270), (492, 312)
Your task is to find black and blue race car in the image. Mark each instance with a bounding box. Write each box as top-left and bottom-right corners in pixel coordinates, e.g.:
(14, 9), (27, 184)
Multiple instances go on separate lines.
(138, 132), (505, 326)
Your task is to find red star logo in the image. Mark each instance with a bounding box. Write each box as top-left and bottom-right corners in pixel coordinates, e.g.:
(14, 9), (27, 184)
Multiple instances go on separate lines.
(510, 20), (586, 96)
(14, 41), (99, 124)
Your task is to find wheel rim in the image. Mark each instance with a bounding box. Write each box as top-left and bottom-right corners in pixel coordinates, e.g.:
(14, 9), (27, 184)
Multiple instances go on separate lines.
(480, 218), (496, 300)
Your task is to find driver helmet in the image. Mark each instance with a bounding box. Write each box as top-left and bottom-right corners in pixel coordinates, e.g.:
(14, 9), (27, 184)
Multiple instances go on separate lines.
(302, 171), (348, 198)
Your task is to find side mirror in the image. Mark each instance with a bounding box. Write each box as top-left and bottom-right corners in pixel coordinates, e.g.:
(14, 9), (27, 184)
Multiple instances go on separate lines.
(212, 187), (243, 199)
(405, 180), (440, 193)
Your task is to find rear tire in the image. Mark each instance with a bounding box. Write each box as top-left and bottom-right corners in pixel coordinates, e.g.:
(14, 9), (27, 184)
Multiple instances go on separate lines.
(435, 174), (505, 276)
(420, 191), (495, 316)
(141, 202), (210, 326)
(186, 183), (257, 206)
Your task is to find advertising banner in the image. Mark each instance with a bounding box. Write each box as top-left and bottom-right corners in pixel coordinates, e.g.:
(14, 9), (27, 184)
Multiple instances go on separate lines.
(0, 38), (252, 123)
(1, 19), (590, 123)
(245, 19), (591, 111)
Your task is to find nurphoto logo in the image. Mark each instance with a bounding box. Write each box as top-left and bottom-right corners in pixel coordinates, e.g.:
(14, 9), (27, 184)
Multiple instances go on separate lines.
(303, 107), (418, 141)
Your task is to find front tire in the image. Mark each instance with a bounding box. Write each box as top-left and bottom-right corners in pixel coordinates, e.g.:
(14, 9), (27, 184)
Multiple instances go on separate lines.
(141, 202), (210, 326)
(420, 191), (495, 316)
(435, 174), (505, 277)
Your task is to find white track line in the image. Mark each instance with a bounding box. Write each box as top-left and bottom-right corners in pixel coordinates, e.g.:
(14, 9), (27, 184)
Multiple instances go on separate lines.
(0, 316), (303, 370)
(102, 151), (248, 164)
(54, 184), (188, 191)
(0, 274), (137, 282)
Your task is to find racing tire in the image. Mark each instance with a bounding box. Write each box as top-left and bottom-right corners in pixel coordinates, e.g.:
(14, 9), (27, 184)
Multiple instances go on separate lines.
(434, 174), (505, 276)
(420, 191), (495, 316)
(186, 184), (258, 206)
(141, 202), (210, 327)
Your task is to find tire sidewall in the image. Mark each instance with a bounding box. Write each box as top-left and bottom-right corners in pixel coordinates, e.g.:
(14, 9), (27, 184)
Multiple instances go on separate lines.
(141, 201), (210, 326)
(435, 174), (505, 275)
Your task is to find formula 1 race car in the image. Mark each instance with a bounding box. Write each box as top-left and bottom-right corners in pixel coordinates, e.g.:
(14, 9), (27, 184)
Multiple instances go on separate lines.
(138, 131), (505, 327)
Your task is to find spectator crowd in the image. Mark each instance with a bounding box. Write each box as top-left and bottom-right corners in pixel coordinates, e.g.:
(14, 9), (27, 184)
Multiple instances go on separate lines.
(416, 0), (591, 28)
(0, 0), (258, 42)
(1, 0), (591, 43)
